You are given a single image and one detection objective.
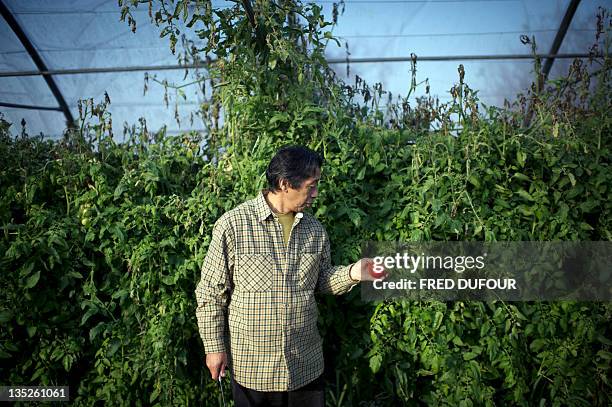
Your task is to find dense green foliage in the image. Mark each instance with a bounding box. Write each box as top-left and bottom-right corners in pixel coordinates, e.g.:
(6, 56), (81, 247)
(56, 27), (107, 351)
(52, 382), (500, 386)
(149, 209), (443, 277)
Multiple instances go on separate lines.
(1, 1), (611, 405)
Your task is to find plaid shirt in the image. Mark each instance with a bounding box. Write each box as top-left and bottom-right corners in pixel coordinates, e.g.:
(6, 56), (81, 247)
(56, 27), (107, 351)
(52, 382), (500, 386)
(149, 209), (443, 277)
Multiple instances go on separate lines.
(195, 191), (358, 391)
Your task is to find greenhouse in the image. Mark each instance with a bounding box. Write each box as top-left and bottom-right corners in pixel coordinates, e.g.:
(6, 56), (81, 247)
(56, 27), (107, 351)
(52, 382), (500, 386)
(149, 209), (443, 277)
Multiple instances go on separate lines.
(1, 0), (610, 405)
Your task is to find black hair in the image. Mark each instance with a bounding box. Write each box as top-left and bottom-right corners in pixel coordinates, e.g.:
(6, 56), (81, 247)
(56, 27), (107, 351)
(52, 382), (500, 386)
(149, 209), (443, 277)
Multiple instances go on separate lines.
(265, 145), (323, 192)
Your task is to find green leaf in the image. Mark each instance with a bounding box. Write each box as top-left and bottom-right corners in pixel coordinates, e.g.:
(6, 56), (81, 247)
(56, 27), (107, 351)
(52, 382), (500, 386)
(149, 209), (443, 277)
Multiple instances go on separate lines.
(369, 354), (382, 373)
(161, 275), (176, 285)
(433, 311), (443, 330)
(270, 113), (290, 125)
(82, 258), (96, 268)
(30, 367), (44, 381)
(517, 150), (526, 167)
(107, 339), (121, 357)
(513, 172), (531, 182)
(480, 320), (490, 337)
(113, 183), (127, 200)
(51, 347), (64, 361)
(24, 270), (41, 289)
(81, 308), (98, 326)
(463, 351), (478, 361)
(26, 326), (37, 338)
(348, 210), (362, 228)
(597, 350), (612, 360)
(0, 310), (12, 323)
(518, 205), (533, 216)
(468, 174), (480, 188)
(111, 289), (129, 299)
(89, 322), (106, 341)
(185, 13), (199, 28)
(597, 335), (612, 346)
(4, 342), (18, 352)
(517, 189), (534, 201)
(452, 335), (465, 346)
(19, 261), (34, 278)
(356, 166), (366, 181)
(530, 339), (546, 352)
(62, 355), (72, 372)
(149, 387), (160, 403)
(66, 271), (84, 279)
(369, 152), (380, 167)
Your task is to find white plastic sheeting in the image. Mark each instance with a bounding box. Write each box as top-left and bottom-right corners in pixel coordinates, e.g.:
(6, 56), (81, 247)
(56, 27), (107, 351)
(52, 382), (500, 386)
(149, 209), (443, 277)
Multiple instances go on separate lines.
(0, 0), (606, 138)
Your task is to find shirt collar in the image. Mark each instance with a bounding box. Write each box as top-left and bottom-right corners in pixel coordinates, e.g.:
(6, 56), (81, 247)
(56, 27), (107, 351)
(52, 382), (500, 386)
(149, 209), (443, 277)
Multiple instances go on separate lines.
(254, 190), (304, 223)
(255, 190), (275, 222)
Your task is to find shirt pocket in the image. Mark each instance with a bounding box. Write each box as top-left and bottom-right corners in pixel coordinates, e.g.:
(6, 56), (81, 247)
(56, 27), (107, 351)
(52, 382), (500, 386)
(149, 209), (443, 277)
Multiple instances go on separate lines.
(235, 253), (273, 292)
(298, 252), (320, 291)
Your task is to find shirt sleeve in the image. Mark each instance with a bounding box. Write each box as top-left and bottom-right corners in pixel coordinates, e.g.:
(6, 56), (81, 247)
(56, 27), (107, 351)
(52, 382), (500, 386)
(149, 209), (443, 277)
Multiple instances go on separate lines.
(315, 229), (359, 295)
(195, 216), (234, 354)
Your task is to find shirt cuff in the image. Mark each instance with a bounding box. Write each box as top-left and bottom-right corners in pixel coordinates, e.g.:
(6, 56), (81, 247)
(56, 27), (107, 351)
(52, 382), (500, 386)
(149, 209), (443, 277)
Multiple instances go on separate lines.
(203, 339), (227, 354)
(346, 263), (360, 293)
(348, 262), (360, 282)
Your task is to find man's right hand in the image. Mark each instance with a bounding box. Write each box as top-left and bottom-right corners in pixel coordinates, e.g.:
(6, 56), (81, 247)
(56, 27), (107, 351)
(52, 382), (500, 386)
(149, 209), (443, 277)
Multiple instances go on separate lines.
(351, 258), (388, 282)
(206, 352), (228, 381)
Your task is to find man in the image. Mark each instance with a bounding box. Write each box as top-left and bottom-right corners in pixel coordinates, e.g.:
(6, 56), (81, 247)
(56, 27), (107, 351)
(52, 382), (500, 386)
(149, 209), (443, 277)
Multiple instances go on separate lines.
(195, 145), (380, 406)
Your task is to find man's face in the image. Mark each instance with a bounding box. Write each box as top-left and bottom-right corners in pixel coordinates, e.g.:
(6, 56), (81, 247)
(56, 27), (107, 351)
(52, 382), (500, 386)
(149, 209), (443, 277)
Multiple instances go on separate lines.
(284, 168), (320, 212)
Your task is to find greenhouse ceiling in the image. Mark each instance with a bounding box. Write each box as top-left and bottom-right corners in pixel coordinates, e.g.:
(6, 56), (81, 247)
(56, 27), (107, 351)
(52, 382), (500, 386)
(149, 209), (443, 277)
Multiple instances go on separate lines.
(0, 0), (607, 139)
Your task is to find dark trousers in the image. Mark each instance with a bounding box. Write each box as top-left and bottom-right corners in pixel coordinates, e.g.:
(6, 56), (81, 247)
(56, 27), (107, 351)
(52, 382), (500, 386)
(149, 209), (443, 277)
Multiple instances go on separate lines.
(231, 375), (325, 407)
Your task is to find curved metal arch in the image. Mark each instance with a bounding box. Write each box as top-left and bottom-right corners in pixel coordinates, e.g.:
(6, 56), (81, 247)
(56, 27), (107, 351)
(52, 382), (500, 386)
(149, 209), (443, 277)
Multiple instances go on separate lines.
(542, 0), (581, 82)
(0, 0), (74, 127)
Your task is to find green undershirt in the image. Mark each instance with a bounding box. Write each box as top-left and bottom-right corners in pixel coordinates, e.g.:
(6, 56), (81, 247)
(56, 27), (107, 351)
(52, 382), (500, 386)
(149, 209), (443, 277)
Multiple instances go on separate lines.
(276, 212), (296, 247)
